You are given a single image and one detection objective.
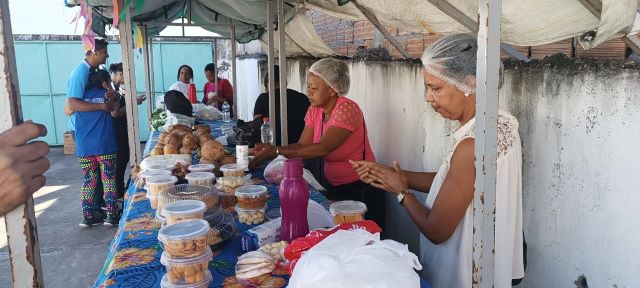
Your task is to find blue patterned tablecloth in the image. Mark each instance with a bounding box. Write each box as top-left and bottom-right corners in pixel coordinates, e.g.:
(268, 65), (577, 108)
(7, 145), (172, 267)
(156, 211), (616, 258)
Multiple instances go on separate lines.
(94, 120), (431, 288)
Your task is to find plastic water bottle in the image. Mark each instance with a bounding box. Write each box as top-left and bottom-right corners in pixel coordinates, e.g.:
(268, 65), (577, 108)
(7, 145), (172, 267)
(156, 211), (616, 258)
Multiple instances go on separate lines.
(279, 158), (309, 242)
(261, 117), (273, 144)
(222, 101), (231, 122)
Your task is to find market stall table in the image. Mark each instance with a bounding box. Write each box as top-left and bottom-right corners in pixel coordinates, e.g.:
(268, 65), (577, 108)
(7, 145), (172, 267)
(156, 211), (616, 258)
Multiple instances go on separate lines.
(94, 119), (431, 288)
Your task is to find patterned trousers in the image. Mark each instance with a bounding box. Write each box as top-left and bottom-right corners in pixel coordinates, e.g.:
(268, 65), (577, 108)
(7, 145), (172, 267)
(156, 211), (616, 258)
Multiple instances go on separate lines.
(78, 154), (117, 218)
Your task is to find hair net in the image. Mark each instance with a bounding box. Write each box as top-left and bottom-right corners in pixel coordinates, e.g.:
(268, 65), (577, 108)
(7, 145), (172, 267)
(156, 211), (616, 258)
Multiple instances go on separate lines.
(421, 34), (503, 96)
(308, 58), (350, 96)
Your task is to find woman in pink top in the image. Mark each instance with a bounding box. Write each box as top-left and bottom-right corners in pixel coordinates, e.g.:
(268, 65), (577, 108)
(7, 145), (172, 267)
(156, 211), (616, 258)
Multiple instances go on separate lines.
(250, 58), (386, 229)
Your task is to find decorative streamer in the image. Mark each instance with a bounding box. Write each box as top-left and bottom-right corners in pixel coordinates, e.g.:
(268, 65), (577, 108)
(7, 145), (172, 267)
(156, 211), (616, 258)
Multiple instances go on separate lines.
(80, 0), (95, 53)
(113, 0), (120, 26)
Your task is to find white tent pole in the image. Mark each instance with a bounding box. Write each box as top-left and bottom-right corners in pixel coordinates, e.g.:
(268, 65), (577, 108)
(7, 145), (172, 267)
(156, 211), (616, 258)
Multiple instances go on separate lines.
(576, 0), (640, 56)
(119, 2), (142, 164)
(214, 39), (218, 101)
(0, 0), (44, 286)
(427, 0), (529, 62)
(267, 0), (276, 144)
(277, 0), (288, 145)
(231, 26), (238, 120)
(141, 25), (152, 121)
(350, 0), (411, 58)
(472, 0), (500, 286)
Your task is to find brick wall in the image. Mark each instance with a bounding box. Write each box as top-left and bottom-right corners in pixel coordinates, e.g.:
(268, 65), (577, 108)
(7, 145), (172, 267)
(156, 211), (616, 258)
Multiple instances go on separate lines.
(306, 10), (629, 61)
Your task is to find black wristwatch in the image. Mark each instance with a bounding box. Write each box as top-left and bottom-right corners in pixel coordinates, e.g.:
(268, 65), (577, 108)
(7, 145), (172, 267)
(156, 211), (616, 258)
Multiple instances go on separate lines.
(397, 189), (413, 205)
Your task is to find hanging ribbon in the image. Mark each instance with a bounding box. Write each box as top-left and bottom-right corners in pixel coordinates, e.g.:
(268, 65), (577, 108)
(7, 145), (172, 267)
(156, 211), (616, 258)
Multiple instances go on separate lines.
(79, 0), (95, 53)
(113, 0), (120, 26)
(135, 25), (144, 52)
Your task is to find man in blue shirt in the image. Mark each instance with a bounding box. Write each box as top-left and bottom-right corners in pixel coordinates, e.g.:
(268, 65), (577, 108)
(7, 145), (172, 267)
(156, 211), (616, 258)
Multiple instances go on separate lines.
(65, 39), (121, 227)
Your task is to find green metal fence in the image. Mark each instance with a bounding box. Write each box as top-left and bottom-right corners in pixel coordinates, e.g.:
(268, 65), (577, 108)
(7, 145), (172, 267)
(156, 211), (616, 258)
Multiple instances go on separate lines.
(15, 40), (214, 145)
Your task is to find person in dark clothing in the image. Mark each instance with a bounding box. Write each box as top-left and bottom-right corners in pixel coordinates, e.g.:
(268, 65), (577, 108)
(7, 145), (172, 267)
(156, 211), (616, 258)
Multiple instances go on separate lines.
(253, 65), (310, 145)
(108, 63), (146, 200)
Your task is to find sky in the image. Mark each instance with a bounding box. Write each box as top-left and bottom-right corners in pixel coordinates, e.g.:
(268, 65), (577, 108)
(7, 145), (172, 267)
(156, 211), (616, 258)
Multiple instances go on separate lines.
(8, 0), (217, 37)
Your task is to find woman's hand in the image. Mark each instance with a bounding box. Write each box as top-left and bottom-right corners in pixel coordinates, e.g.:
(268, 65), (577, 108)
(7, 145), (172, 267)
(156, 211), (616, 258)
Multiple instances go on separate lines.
(351, 160), (408, 194)
(249, 143), (277, 170)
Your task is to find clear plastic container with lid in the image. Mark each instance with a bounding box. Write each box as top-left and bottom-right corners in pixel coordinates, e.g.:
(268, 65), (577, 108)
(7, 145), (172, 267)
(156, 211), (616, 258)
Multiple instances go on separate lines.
(203, 210), (237, 249)
(161, 246), (212, 285)
(220, 164), (246, 177)
(162, 200), (207, 225)
(235, 205), (267, 225)
(158, 219), (210, 258)
(160, 270), (212, 288)
(184, 172), (216, 187)
(138, 169), (172, 187)
(145, 163), (175, 172)
(188, 164), (215, 173)
(216, 176), (246, 189)
(215, 189), (237, 212)
(146, 175), (178, 196)
(235, 185), (268, 209)
(159, 184), (218, 214)
(329, 200), (368, 224)
(147, 194), (160, 210)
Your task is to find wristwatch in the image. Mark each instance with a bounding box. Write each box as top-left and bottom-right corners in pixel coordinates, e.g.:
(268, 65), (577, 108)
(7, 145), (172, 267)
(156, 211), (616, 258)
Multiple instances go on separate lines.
(397, 189), (413, 205)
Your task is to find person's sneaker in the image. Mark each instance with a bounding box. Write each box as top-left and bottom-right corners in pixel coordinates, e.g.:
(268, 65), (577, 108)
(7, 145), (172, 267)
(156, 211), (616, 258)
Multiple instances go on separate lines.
(103, 214), (120, 226)
(79, 217), (103, 227)
(94, 209), (106, 221)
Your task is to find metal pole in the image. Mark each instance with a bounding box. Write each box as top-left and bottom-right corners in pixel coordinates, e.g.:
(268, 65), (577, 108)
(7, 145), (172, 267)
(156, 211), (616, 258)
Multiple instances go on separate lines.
(213, 39), (218, 104)
(148, 33), (155, 110)
(267, 0), (276, 144)
(473, 0), (500, 286)
(350, 0), (411, 58)
(142, 25), (152, 121)
(277, 0), (288, 145)
(231, 26), (238, 120)
(119, 1), (142, 165)
(0, 1), (44, 286)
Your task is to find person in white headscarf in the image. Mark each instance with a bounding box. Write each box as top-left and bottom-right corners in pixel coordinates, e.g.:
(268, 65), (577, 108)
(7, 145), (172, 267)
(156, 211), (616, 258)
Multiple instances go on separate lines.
(351, 34), (524, 288)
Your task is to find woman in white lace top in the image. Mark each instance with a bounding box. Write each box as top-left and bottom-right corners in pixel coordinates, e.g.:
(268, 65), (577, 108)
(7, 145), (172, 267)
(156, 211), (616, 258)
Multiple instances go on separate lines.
(351, 34), (524, 288)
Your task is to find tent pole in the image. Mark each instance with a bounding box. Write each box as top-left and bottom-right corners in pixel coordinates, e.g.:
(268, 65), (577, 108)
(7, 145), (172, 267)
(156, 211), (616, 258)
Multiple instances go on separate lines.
(142, 25), (152, 122)
(0, 0), (44, 286)
(277, 0), (288, 145)
(267, 0), (276, 144)
(148, 32), (155, 110)
(214, 39), (218, 103)
(231, 26), (238, 120)
(473, 0), (500, 286)
(119, 1), (142, 163)
(427, 0), (530, 62)
(576, 0), (640, 56)
(350, 0), (411, 58)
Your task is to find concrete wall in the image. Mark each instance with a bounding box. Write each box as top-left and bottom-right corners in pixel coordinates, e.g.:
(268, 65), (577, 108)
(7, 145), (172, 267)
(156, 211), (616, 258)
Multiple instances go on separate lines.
(279, 58), (640, 287)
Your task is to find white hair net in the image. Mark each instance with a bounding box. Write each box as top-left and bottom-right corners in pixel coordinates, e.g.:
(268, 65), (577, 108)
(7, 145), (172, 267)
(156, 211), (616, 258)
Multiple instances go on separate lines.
(308, 58), (350, 96)
(421, 34), (503, 96)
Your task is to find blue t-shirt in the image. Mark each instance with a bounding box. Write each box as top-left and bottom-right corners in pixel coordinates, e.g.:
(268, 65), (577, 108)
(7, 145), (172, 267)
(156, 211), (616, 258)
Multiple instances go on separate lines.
(71, 87), (118, 157)
(67, 60), (91, 131)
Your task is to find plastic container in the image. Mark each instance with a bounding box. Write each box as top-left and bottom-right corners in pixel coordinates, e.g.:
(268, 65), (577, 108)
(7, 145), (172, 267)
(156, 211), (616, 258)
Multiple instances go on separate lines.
(204, 211), (238, 248)
(147, 194), (160, 210)
(188, 164), (215, 173)
(162, 200), (207, 225)
(184, 172), (216, 187)
(215, 190), (237, 211)
(160, 270), (212, 288)
(158, 219), (210, 258)
(235, 205), (267, 225)
(145, 163), (175, 172)
(161, 246), (212, 285)
(329, 200), (368, 225)
(159, 184), (218, 214)
(216, 176), (246, 188)
(138, 169), (173, 187)
(235, 185), (268, 209)
(220, 164), (246, 177)
(147, 176), (178, 196)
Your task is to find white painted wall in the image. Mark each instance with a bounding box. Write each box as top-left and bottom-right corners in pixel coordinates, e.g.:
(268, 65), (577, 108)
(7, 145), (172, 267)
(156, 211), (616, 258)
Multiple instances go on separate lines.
(235, 58), (261, 121)
(276, 58), (640, 287)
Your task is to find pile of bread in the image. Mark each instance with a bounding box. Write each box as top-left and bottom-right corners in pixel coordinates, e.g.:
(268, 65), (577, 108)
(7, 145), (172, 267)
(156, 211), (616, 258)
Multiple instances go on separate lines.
(150, 124), (235, 168)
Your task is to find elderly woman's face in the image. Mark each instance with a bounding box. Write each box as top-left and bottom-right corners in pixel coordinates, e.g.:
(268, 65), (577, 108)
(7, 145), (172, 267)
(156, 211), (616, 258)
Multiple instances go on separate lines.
(423, 70), (471, 121)
(306, 73), (337, 107)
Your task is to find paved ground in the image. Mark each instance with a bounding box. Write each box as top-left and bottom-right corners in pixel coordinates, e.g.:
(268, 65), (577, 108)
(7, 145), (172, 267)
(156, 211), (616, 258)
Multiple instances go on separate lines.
(0, 147), (133, 288)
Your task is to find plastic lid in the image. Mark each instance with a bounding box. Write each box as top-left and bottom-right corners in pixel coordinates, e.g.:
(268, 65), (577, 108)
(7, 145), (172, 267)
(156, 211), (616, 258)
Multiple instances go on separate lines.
(139, 169), (172, 179)
(329, 200), (368, 216)
(145, 164), (175, 171)
(158, 219), (209, 242)
(162, 200), (207, 217)
(234, 204), (267, 213)
(234, 185), (267, 197)
(160, 270), (212, 288)
(188, 164), (215, 172)
(185, 172), (216, 181)
(220, 164), (246, 172)
(146, 175), (178, 185)
(160, 246), (212, 266)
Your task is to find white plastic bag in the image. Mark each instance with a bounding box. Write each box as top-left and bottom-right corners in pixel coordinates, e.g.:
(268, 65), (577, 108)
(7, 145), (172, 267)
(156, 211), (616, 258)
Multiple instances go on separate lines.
(288, 229), (423, 288)
(161, 110), (195, 132)
(192, 103), (221, 120)
(264, 156), (326, 191)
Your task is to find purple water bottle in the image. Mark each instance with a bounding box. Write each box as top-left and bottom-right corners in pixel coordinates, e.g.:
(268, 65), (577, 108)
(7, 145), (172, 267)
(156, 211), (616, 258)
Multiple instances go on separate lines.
(279, 158), (309, 242)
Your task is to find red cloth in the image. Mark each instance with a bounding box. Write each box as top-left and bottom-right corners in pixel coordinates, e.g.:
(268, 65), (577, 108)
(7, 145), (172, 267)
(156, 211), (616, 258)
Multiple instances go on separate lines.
(304, 97), (375, 186)
(202, 78), (234, 111)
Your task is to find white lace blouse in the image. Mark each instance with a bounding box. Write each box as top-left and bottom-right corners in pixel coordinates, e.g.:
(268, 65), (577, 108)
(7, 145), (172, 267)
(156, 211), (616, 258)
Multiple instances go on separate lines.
(419, 110), (524, 288)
